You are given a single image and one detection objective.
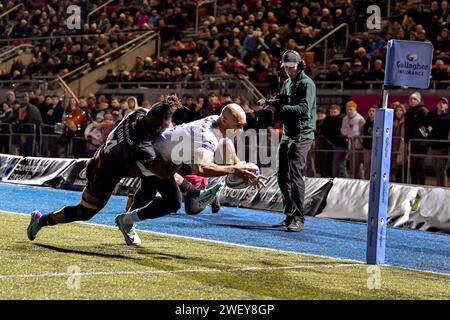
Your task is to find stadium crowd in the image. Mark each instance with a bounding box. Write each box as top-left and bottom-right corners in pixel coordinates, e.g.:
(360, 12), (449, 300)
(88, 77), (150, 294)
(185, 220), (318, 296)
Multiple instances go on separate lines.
(0, 89), (448, 186)
(0, 0), (449, 87)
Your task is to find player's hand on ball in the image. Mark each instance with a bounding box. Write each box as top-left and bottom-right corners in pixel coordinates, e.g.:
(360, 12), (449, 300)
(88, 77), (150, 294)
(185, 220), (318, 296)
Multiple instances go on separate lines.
(249, 175), (268, 189)
(235, 166), (258, 181)
(234, 163), (267, 189)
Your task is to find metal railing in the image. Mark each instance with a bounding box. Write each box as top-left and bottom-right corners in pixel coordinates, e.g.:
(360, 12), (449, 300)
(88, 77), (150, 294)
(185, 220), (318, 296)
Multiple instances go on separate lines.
(195, 0), (217, 34)
(314, 80), (450, 90)
(237, 74), (265, 100)
(306, 135), (407, 182)
(1, 126), (448, 186)
(87, 0), (116, 25)
(306, 23), (349, 70)
(0, 123), (38, 156)
(0, 44), (34, 62)
(407, 138), (450, 185)
(97, 74), (259, 102)
(0, 3), (24, 22)
(60, 30), (158, 83)
(0, 80), (54, 92)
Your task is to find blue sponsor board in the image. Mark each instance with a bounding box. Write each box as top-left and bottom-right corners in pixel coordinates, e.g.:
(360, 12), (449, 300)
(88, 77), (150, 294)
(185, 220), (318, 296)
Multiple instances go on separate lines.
(384, 40), (433, 89)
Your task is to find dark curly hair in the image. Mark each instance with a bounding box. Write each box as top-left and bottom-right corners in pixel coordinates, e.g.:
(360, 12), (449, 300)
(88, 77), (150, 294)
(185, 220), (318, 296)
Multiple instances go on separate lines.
(148, 94), (184, 119)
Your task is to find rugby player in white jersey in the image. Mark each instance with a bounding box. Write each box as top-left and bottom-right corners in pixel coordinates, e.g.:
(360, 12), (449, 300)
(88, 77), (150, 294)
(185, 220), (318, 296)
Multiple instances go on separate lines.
(115, 103), (267, 246)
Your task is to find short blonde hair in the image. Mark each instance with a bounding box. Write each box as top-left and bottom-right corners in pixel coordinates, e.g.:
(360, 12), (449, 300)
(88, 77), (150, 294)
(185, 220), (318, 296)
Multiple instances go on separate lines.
(346, 100), (358, 110)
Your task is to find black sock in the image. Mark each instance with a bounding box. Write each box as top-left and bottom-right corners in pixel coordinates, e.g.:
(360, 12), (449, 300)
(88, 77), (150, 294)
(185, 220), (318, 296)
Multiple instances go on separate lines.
(179, 179), (200, 197)
(38, 213), (56, 227)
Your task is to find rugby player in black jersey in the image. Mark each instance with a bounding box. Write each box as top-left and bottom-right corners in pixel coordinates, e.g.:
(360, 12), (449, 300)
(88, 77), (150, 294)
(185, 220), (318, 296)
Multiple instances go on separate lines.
(27, 95), (222, 241)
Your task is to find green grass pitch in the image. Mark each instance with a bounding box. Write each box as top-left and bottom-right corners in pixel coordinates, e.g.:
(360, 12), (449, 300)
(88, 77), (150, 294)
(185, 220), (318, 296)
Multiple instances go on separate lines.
(0, 211), (449, 300)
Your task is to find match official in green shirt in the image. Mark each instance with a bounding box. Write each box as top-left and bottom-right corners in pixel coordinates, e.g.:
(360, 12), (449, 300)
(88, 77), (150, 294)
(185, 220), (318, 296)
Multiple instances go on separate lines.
(258, 50), (316, 231)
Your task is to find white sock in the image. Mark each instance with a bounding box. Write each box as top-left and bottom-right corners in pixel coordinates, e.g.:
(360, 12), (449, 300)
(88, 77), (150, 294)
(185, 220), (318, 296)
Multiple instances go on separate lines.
(123, 209), (141, 224)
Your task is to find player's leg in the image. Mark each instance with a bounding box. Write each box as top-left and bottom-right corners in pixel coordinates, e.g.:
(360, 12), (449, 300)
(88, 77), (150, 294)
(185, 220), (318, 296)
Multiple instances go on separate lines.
(27, 187), (109, 241)
(116, 176), (182, 245)
(27, 156), (121, 241)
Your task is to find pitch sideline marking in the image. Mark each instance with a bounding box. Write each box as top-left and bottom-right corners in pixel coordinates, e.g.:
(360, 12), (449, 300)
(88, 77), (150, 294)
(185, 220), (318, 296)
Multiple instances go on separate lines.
(0, 263), (364, 280)
(1, 210), (363, 264)
(2, 210), (450, 277)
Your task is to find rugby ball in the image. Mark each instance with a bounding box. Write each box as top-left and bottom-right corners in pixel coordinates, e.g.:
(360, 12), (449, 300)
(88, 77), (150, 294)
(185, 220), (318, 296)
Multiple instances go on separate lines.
(225, 162), (260, 189)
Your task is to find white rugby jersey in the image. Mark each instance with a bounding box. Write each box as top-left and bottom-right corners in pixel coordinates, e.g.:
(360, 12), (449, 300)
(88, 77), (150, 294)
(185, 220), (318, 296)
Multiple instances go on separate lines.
(137, 116), (226, 176)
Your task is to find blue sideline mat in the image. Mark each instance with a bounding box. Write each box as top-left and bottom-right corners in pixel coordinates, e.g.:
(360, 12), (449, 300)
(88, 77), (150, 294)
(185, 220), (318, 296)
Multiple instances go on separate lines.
(1, 183), (449, 275)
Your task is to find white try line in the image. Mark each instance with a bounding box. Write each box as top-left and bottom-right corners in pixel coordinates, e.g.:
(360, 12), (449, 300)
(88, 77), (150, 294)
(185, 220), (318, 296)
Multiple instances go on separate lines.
(0, 263), (364, 280)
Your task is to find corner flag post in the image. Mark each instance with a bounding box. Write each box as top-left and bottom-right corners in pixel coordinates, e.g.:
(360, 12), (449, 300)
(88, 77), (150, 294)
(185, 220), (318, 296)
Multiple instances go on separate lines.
(366, 86), (393, 265)
(366, 40), (433, 265)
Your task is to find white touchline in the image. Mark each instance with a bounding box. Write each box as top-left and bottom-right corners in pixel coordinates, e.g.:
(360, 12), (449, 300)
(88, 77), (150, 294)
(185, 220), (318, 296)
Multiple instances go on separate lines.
(0, 263), (364, 280)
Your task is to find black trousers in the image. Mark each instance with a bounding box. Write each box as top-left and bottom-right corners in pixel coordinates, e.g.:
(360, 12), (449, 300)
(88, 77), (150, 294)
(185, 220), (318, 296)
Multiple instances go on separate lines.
(277, 139), (313, 223)
(131, 175), (182, 220)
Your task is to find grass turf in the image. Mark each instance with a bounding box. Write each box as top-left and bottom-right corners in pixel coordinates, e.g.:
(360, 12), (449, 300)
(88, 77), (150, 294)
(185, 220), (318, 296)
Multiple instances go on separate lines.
(0, 211), (449, 300)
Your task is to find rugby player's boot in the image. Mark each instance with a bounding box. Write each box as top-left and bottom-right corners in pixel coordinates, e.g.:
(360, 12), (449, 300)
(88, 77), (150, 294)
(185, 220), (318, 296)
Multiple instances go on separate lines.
(115, 214), (142, 246)
(27, 210), (43, 241)
(196, 182), (224, 208)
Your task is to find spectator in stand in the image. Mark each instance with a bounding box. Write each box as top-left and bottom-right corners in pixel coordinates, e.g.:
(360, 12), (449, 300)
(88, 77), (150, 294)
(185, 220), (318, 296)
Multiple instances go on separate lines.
(322, 104), (348, 178)
(353, 47), (371, 71)
(181, 95), (199, 121)
(314, 107), (333, 178)
(0, 102), (15, 154)
(47, 95), (64, 126)
(17, 101), (43, 156)
(391, 102), (407, 183)
(142, 100), (152, 110)
(241, 97), (257, 131)
(341, 100), (365, 179)
(4, 91), (15, 106)
(172, 95), (191, 125)
(362, 106), (376, 180)
(0, 102), (15, 123)
(126, 96), (140, 114)
(63, 97), (79, 119)
(405, 92), (429, 185)
(367, 59), (385, 87)
(425, 97), (450, 187)
(347, 61), (367, 89)
(97, 69), (118, 88)
(84, 112), (115, 157)
(436, 28), (450, 55)
(323, 64), (341, 89)
(205, 92), (222, 116)
(431, 59), (450, 89)
(340, 62), (352, 86)
(119, 98), (129, 119)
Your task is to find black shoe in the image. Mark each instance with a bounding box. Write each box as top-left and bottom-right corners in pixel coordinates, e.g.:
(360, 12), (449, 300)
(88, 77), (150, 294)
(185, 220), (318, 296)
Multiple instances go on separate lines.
(286, 219), (304, 232)
(272, 215), (293, 228)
